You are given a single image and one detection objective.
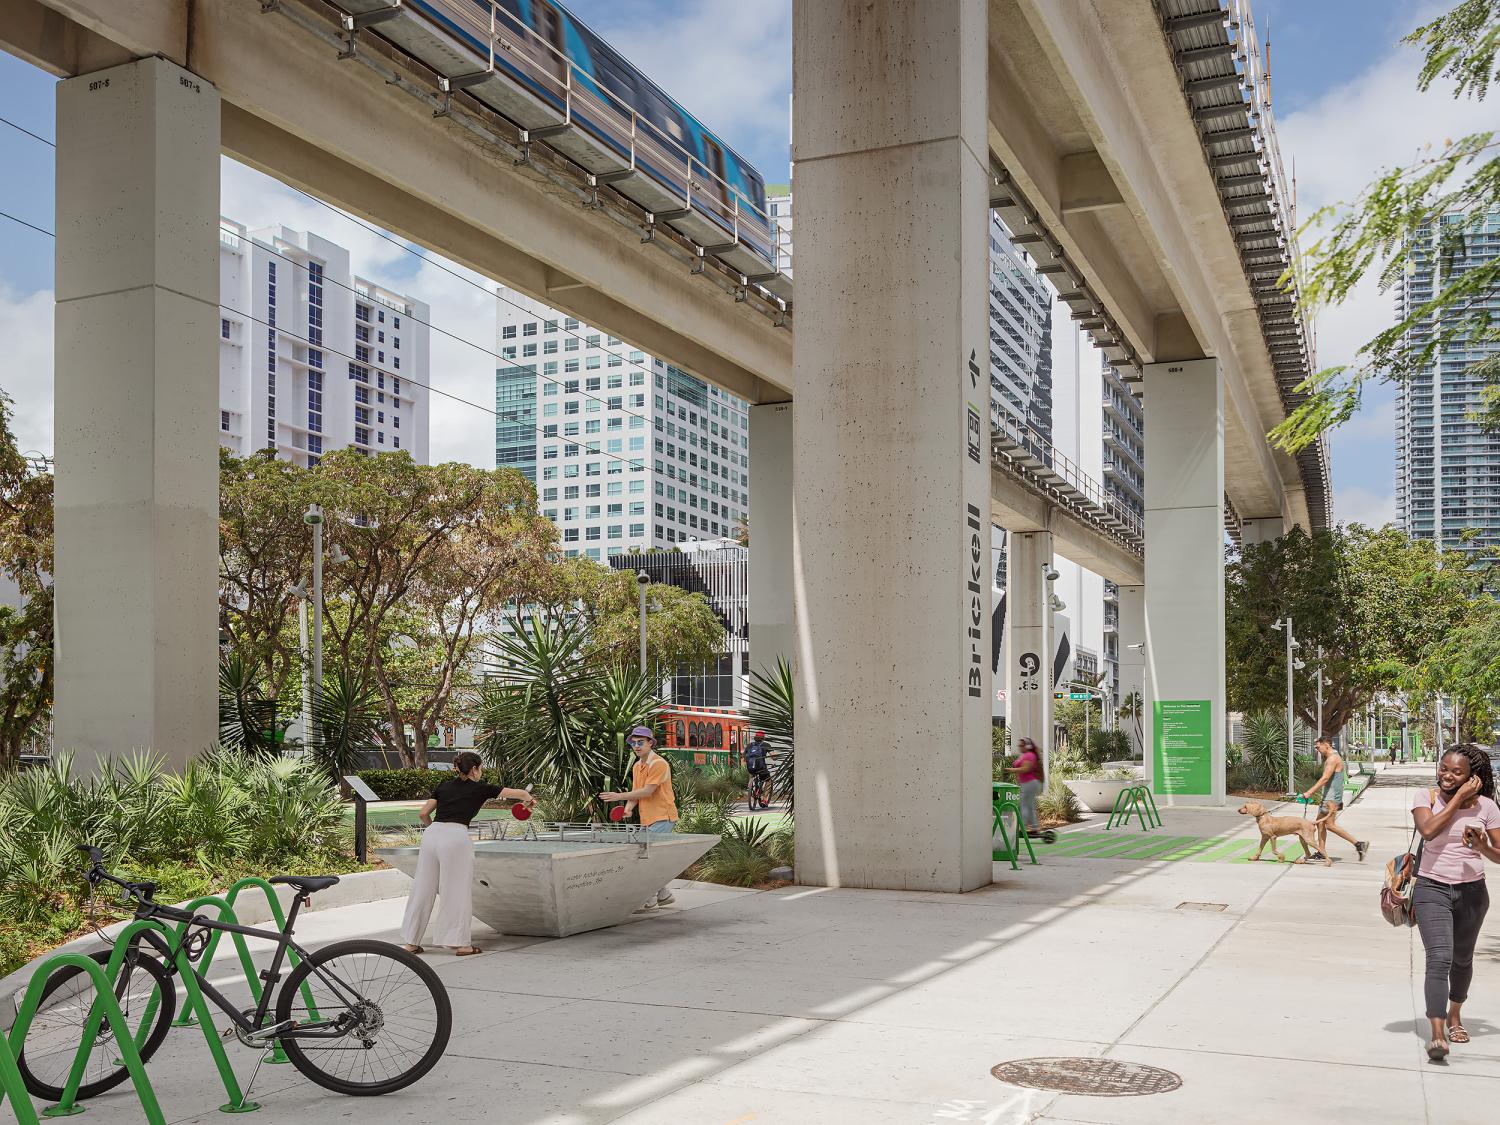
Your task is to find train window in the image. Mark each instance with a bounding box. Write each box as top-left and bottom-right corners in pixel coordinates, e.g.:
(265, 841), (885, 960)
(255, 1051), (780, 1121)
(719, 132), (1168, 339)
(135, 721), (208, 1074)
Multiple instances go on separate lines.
(702, 137), (731, 206)
(637, 85), (686, 146)
(675, 720), (685, 745)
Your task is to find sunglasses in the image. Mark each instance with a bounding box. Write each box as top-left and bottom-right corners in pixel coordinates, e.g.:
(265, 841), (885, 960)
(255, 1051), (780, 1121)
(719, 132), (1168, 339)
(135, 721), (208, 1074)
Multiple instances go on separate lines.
(628, 737), (651, 746)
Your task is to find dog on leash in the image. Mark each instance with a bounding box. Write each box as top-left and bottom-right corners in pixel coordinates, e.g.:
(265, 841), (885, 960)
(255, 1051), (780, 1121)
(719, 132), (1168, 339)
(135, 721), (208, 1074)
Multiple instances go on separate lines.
(1237, 800), (1331, 866)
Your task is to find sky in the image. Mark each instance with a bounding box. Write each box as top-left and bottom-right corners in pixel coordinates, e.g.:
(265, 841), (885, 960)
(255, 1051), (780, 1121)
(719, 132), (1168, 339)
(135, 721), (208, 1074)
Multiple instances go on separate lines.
(0, 0), (1485, 527)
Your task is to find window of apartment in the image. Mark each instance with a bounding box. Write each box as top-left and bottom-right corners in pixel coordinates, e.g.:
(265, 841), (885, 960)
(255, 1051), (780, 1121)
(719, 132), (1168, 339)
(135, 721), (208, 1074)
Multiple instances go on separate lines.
(565, 401), (580, 415)
(522, 322), (537, 337)
(586, 334), (600, 347)
(607, 373), (623, 390)
(542, 467), (557, 481)
(564, 485), (579, 499)
(544, 341), (558, 355)
(543, 362), (558, 376)
(564, 317), (579, 330)
(564, 360), (579, 374)
(221, 319), (231, 340)
(586, 377), (601, 392)
(586, 355), (601, 370)
(378, 310), (385, 323)
(629, 523), (645, 537)
(586, 483), (601, 498)
(607, 525), (623, 539)
(522, 343), (537, 358)
(501, 325), (516, 339)
(565, 338), (579, 352)
(564, 380), (579, 394)
(630, 372), (645, 387)
(544, 319), (558, 333)
(586, 527), (601, 542)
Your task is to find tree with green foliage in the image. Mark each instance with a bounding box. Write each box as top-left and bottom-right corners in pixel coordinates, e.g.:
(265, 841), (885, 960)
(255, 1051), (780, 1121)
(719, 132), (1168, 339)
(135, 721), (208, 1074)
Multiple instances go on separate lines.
(1409, 597), (1500, 742)
(1226, 525), (1474, 737)
(219, 449), (314, 702)
(533, 555), (724, 672)
(309, 450), (556, 767)
(0, 391), (53, 768)
(1272, 0), (1500, 451)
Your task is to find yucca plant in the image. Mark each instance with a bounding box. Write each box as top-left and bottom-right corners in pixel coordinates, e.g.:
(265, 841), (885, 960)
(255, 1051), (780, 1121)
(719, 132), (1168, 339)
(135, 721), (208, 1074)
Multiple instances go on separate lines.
(218, 653), (279, 756)
(309, 667), (385, 782)
(478, 615), (661, 820)
(748, 657), (795, 813)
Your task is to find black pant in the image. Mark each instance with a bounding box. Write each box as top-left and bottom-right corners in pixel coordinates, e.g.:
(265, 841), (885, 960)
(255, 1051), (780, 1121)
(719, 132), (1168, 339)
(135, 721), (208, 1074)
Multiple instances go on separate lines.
(1414, 876), (1490, 1020)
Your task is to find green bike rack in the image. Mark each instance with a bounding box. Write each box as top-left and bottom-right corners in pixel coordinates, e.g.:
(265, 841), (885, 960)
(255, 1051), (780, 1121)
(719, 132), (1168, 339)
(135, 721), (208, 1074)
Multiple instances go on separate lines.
(29, 918), (260, 1117)
(0, 994), (41, 1125)
(991, 797), (1037, 869)
(4, 949), (166, 1123)
(166, 878), (319, 1066)
(1105, 785), (1163, 832)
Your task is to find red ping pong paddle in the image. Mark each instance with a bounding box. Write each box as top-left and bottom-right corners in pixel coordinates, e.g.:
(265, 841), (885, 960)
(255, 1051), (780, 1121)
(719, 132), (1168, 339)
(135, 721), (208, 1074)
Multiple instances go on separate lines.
(608, 806), (626, 822)
(511, 804), (532, 821)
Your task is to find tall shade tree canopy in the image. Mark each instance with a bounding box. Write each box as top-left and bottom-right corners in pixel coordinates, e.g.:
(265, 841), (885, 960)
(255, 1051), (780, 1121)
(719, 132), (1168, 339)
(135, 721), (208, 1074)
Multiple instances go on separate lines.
(0, 391), (53, 766)
(1226, 525), (1476, 736)
(1272, 0), (1500, 450)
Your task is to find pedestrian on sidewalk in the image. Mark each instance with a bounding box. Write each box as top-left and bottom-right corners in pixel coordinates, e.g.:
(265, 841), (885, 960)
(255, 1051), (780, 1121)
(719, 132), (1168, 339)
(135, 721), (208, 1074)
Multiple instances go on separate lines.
(1411, 745), (1500, 1061)
(399, 751), (535, 957)
(600, 726), (679, 910)
(1009, 737), (1044, 838)
(1302, 735), (1369, 862)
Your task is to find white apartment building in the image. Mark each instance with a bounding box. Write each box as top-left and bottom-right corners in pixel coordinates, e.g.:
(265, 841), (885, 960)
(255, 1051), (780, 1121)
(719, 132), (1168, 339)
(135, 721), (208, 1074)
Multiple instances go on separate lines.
(493, 287), (750, 559)
(218, 219), (431, 467)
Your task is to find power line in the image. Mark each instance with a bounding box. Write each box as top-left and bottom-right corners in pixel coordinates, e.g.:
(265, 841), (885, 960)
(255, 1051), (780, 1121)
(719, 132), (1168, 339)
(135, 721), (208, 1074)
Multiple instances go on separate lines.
(0, 208), (54, 239)
(226, 224), (655, 426)
(0, 203), (660, 473)
(0, 112), (54, 148)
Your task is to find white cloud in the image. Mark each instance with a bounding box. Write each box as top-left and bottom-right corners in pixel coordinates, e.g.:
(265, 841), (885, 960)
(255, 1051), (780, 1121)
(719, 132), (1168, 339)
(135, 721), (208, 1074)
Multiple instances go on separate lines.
(1277, 37), (1495, 526)
(0, 284), (54, 458)
(1334, 485), (1398, 529)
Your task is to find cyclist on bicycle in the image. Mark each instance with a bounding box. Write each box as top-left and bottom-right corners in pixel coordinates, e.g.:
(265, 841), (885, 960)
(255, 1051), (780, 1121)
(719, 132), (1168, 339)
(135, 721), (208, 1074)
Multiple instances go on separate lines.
(745, 731), (772, 810)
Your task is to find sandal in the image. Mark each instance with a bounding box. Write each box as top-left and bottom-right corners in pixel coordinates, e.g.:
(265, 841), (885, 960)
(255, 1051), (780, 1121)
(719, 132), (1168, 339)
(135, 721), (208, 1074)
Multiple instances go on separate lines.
(1448, 1024), (1471, 1044)
(401, 944), (424, 954)
(454, 946), (483, 957)
(1428, 1038), (1450, 1061)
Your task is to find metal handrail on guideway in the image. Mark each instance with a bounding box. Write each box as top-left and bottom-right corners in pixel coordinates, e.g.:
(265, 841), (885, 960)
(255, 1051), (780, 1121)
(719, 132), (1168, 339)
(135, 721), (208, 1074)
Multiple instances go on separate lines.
(990, 410), (1145, 552)
(318, 0), (786, 296)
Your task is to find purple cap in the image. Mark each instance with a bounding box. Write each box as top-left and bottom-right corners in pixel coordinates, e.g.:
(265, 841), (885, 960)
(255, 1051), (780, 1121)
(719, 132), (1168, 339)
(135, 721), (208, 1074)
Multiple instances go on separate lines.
(629, 726), (655, 742)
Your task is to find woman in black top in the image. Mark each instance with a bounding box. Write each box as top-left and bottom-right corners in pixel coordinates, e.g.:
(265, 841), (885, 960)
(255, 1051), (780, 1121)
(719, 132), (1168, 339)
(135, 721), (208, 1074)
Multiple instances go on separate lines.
(398, 752), (534, 956)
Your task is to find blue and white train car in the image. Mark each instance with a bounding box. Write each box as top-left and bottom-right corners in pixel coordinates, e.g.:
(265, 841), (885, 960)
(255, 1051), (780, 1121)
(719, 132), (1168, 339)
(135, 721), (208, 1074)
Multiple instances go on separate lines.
(336, 0), (783, 291)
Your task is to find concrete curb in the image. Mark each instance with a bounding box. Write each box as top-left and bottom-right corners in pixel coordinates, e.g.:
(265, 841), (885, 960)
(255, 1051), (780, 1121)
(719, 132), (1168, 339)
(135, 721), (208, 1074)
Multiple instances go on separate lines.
(0, 867), (412, 1035)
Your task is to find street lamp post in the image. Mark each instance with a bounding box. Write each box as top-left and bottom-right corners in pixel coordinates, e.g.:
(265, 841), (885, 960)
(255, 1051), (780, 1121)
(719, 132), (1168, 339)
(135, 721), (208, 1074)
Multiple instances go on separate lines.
(1041, 564), (1062, 779)
(1272, 616), (1301, 796)
(303, 504), (324, 747)
(291, 579), (309, 750)
(637, 572), (650, 675)
(1315, 644), (1324, 745)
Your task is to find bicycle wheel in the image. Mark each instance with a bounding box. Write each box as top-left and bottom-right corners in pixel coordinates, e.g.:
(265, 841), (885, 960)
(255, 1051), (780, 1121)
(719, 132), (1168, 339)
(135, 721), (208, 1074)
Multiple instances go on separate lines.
(18, 947), (175, 1102)
(275, 939), (450, 1096)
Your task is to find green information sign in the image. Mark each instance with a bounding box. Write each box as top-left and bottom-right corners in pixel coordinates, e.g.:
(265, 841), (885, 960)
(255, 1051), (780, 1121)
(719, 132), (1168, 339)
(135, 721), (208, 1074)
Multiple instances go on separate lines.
(1153, 699), (1212, 796)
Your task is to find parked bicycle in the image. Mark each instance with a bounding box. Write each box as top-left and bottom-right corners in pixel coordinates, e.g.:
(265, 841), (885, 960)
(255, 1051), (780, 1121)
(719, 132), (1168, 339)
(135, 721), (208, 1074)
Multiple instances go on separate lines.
(17, 846), (451, 1101)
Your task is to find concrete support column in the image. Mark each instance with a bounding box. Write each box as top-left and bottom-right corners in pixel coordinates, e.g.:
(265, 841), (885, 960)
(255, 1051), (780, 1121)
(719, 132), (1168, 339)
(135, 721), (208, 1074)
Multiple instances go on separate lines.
(749, 402), (794, 680)
(792, 0), (991, 891)
(1117, 584), (1145, 759)
(54, 58), (220, 771)
(1143, 359), (1226, 805)
(1005, 532), (1055, 769)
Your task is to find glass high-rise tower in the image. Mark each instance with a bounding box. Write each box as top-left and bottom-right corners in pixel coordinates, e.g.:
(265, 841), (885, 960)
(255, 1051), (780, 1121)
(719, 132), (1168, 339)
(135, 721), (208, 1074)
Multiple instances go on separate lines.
(1396, 207), (1500, 557)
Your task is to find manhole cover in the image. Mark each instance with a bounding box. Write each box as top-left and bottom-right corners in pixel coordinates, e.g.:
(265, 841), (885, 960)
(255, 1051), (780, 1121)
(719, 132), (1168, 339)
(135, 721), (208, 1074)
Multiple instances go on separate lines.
(1175, 901), (1227, 912)
(991, 1057), (1182, 1097)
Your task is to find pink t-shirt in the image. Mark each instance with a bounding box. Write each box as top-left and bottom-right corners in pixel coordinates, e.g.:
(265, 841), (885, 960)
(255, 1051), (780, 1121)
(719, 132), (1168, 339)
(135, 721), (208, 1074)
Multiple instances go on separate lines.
(1014, 749), (1041, 785)
(1412, 789), (1500, 884)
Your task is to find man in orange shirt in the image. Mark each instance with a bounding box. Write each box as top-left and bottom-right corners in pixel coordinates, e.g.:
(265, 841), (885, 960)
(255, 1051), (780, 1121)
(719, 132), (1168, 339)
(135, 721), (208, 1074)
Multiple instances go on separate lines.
(600, 726), (679, 909)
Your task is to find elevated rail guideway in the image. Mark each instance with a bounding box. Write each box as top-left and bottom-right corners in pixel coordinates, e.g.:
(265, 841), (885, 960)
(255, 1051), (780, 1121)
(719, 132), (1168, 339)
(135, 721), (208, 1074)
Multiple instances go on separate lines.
(6, 1), (1323, 868)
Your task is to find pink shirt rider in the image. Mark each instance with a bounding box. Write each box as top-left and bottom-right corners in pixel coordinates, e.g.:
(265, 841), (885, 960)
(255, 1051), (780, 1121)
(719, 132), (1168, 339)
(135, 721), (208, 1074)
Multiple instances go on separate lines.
(1412, 789), (1500, 885)
(1014, 747), (1041, 786)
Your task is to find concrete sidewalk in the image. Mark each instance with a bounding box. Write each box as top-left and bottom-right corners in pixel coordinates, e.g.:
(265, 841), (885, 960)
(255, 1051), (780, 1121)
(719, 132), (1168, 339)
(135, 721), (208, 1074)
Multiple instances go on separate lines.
(9, 765), (1493, 1124)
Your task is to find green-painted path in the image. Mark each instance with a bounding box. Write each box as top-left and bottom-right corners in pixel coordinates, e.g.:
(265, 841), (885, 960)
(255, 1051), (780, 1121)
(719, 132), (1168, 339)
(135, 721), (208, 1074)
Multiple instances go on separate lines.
(1040, 829), (1332, 864)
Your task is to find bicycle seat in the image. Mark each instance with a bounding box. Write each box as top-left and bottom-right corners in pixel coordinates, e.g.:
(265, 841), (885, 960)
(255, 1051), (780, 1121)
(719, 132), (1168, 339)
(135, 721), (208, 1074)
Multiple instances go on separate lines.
(270, 875), (341, 894)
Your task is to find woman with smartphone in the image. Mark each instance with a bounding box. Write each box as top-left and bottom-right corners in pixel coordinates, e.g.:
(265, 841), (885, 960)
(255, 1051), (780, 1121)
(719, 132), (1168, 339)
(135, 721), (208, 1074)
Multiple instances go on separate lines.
(1411, 744), (1500, 1060)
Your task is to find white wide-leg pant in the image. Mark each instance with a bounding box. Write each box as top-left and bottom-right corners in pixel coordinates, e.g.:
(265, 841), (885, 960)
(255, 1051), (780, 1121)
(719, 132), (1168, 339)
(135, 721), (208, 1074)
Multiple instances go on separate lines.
(399, 821), (475, 948)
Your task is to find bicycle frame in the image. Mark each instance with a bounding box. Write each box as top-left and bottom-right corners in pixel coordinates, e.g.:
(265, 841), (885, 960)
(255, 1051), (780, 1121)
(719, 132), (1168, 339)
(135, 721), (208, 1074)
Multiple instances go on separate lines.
(122, 894), (366, 1041)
